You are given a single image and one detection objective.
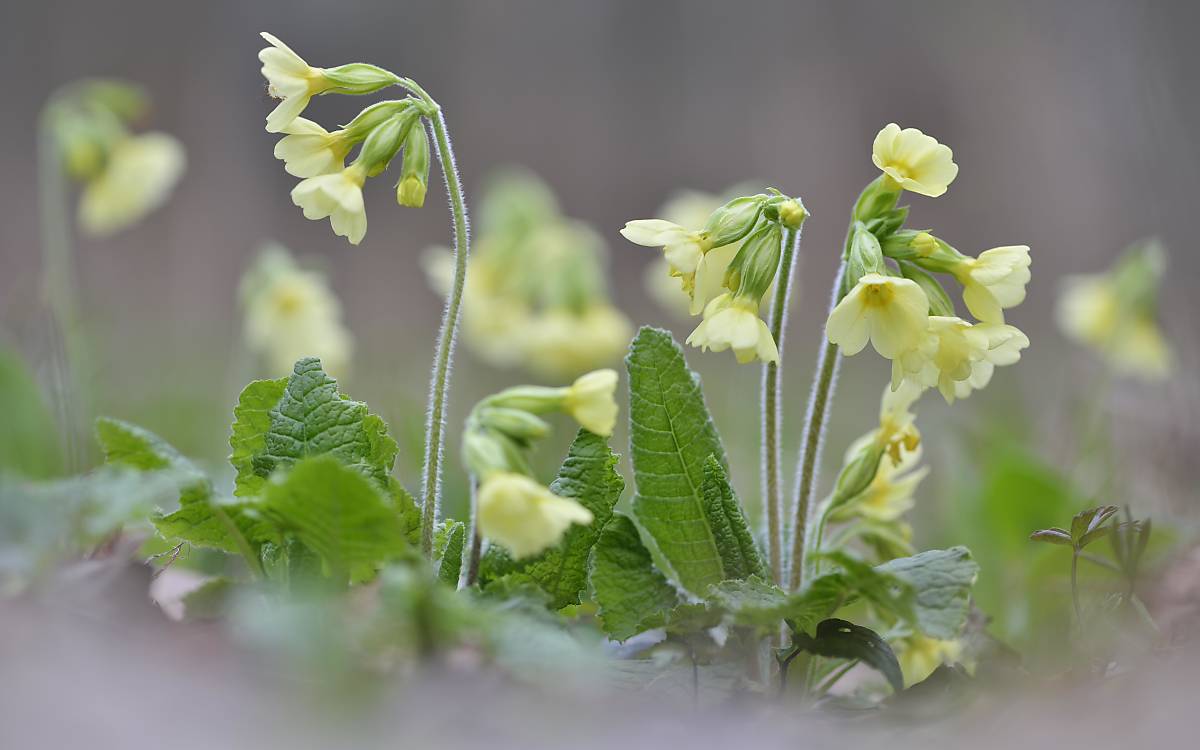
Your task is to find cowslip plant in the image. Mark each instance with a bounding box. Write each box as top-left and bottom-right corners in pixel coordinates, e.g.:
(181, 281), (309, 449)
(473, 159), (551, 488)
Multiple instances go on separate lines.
(257, 32), (471, 560)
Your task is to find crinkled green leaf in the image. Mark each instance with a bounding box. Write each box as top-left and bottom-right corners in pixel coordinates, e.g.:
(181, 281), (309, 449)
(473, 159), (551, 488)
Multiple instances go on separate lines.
(700, 456), (766, 581)
(436, 521), (465, 586)
(789, 618), (904, 693)
(589, 513), (681, 641)
(232, 358), (399, 497)
(480, 430), (624, 608)
(0, 346), (61, 479)
(626, 327), (748, 594)
(876, 547), (979, 639)
(259, 455), (408, 583)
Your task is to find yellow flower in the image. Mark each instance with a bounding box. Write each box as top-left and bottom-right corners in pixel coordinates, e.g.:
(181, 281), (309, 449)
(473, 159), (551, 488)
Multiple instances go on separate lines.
(522, 306), (631, 380)
(562, 369), (619, 436)
(687, 293), (779, 364)
(77, 133), (185, 236)
(896, 634), (962, 687)
(872, 123), (959, 198)
(242, 247), (353, 378)
(258, 32), (334, 133)
(877, 379), (923, 464)
(895, 316), (1029, 403)
(826, 273), (930, 359)
(620, 219), (712, 298)
(689, 243), (742, 315)
(477, 472), (593, 559)
(1057, 274), (1172, 380)
(273, 117), (351, 178)
(290, 163), (369, 245)
(953, 245), (1032, 323)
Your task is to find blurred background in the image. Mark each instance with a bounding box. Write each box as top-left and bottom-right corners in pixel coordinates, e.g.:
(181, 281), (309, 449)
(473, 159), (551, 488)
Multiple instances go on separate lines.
(2, 0), (1198, 654)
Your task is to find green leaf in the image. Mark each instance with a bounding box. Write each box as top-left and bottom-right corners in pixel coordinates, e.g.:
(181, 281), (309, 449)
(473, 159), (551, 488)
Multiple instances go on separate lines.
(1029, 528), (1072, 546)
(479, 430), (625, 608)
(1072, 505), (1118, 548)
(589, 513), (681, 641)
(231, 358), (399, 497)
(789, 618), (904, 693)
(626, 327), (749, 594)
(876, 547), (979, 640)
(259, 455), (408, 582)
(700, 457), (767, 581)
(0, 346), (61, 479)
(436, 521), (466, 586)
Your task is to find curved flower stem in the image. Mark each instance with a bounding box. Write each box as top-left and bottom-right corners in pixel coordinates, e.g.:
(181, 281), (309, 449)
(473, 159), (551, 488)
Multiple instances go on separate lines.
(787, 261), (846, 591)
(412, 100), (471, 560)
(761, 225), (802, 584)
(37, 112), (87, 473)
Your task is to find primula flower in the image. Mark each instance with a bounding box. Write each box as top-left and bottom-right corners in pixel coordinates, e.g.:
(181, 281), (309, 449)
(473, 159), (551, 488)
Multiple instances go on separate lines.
(78, 132), (186, 236)
(872, 123), (959, 198)
(953, 245), (1032, 323)
(620, 219), (713, 302)
(477, 472), (593, 559)
(1057, 274), (1172, 380)
(291, 162), (369, 245)
(896, 634), (963, 687)
(687, 292), (779, 364)
(894, 316), (1029, 403)
(877, 379), (923, 465)
(562, 369), (619, 437)
(242, 248), (353, 378)
(838, 433), (928, 523)
(826, 273), (930, 359)
(258, 32), (336, 133)
(274, 117), (352, 178)
(522, 306), (631, 380)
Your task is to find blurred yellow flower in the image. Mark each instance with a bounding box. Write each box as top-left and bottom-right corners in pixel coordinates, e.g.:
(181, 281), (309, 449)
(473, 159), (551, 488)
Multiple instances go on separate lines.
(1057, 248), (1173, 380)
(241, 245), (353, 379)
(872, 123), (959, 198)
(840, 433), (928, 523)
(259, 32), (334, 133)
(826, 273), (930, 359)
(477, 472), (593, 559)
(877, 379), (924, 464)
(562, 369), (619, 437)
(290, 163), (368, 245)
(895, 634), (962, 687)
(273, 117), (351, 178)
(894, 316), (1029, 403)
(77, 132), (185, 236)
(687, 292), (779, 364)
(953, 245), (1032, 323)
(522, 306), (631, 381)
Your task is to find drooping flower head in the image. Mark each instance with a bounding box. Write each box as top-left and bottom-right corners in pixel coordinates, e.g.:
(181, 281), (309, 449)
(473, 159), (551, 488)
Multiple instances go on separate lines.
(687, 292), (780, 364)
(290, 162), (369, 245)
(953, 245), (1032, 323)
(872, 123), (959, 198)
(477, 472), (593, 559)
(826, 273), (930, 359)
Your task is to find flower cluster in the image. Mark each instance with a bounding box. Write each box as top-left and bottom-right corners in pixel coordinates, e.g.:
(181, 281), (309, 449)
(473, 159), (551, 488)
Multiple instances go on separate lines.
(462, 370), (618, 558)
(240, 244), (354, 378)
(45, 79), (185, 236)
(621, 189), (808, 364)
(826, 123), (1032, 403)
(423, 169), (632, 379)
(258, 33), (434, 245)
(1056, 239), (1173, 380)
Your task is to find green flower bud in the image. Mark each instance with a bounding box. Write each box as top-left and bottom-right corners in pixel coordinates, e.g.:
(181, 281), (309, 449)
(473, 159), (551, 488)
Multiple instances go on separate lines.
(726, 221), (783, 300)
(852, 175), (902, 223)
(397, 122), (430, 207)
(881, 229), (965, 272)
(321, 63), (402, 95)
(78, 79), (148, 123)
(477, 406), (551, 442)
(776, 197), (809, 230)
(830, 440), (886, 510)
(844, 223), (886, 290)
(864, 205), (908, 240)
(899, 260), (956, 317)
(485, 385), (566, 414)
(342, 100), (415, 142)
(357, 113), (414, 177)
(702, 195), (766, 248)
(462, 426), (511, 478)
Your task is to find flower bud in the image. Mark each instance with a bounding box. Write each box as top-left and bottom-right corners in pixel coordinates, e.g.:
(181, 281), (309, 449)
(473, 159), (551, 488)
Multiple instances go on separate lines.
(725, 222), (783, 300)
(477, 406), (551, 442)
(899, 261), (956, 317)
(844, 223), (886, 291)
(776, 197), (809, 230)
(701, 195), (766, 248)
(486, 385), (566, 414)
(397, 122), (430, 207)
(321, 63), (402, 95)
(342, 100), (414, 142)
(830, 440), (886, 509)
(357, 113), (413, 176)
(852, 175), (902, 224)
(462, 426), (511, 478)
(881, 230), (965, 272)
(864, 206), (908, 239)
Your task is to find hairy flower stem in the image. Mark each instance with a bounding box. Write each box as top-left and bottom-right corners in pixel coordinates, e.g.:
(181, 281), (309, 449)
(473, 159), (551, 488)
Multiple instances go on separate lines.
(762, 226), (802, 584)
(462, 478), (482, 588)
(787, 261), (846, 591)
(406, 83), (470, 560)
(37, 113), (87, 473)
(1071, 548), (1083, 633)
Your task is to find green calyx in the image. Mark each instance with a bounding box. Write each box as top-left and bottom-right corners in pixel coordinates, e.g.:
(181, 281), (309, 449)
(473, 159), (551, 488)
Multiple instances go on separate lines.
(725, 221), (783, 300)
